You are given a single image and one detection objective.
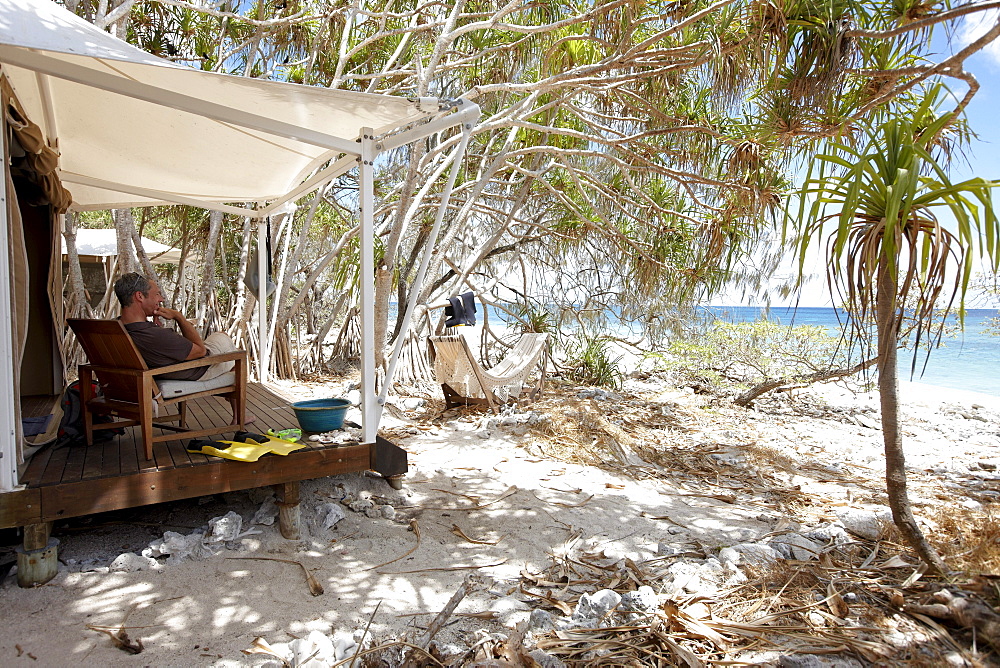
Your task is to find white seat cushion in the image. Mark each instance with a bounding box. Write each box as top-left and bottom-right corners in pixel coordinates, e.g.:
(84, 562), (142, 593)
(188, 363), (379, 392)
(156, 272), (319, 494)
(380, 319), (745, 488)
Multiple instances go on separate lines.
(157, 371), (236, 398)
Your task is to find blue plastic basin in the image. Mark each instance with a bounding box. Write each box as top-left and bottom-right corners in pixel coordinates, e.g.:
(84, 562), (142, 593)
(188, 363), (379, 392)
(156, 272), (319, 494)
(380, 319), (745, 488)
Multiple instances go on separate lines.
(291, 397), (351, 432)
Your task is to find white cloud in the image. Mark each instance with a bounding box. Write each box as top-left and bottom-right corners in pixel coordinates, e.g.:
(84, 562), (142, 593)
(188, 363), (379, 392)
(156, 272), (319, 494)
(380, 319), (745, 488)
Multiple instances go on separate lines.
(957, 8), (1000, 65)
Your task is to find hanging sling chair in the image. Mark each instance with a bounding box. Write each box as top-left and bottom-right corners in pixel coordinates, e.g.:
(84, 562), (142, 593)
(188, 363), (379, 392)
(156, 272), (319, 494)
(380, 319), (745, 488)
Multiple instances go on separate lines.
(429, 332), (548, 409)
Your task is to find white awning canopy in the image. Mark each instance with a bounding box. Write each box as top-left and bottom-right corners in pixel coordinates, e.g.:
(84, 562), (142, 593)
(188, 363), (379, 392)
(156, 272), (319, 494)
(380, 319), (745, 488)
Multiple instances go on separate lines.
(0, 0), (480, 490)
(61, 228), (184, 265)
(0, 0), (470, 214)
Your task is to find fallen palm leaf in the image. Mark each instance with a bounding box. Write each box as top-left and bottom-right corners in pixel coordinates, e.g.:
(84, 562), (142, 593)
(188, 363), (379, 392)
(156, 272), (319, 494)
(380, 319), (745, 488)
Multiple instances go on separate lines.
(87, 625), (144, 655)
(417, 486), (518, 511)
(541, 484), (582, 493)
(451, 523), (503, 545)
(520, 585), (574, 616)
(227, 557), (324, 596)
(552, 493), (594, 508)
(368, 519), (421, 570)
(242, 637), (290, 666)
(879, 555), (911, 569)
(431, 488), (480, 503)
(381, 559), (507, 575)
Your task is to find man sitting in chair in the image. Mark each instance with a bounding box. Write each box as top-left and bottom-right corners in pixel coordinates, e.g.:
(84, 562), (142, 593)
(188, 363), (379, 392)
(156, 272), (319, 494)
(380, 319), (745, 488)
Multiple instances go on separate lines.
(114, 272), (248, 424)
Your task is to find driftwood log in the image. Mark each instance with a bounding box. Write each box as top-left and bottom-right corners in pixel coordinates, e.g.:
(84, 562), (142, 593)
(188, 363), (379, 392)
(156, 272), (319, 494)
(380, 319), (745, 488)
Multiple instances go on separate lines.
(904, 588), (1000, 650)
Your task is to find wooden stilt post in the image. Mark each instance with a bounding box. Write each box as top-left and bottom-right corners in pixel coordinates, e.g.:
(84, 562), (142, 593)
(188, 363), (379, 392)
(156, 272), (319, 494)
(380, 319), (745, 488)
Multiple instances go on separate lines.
(16, 522), (57, 588)
(273, 482), (301, 540)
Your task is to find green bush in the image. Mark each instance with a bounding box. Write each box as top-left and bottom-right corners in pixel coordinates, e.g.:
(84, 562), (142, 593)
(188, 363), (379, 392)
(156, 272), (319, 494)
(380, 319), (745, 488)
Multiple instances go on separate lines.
(564, 334), (624, 389)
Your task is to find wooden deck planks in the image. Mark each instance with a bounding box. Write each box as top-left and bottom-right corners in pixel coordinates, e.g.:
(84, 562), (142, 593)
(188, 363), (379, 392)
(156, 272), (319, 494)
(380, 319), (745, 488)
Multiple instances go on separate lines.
(1, 381), (409, 530)
(22, 383), (308, 487)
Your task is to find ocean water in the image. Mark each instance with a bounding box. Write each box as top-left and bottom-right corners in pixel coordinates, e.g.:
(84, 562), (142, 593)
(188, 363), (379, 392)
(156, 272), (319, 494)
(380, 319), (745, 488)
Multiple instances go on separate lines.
(704, 306), (1000, 397)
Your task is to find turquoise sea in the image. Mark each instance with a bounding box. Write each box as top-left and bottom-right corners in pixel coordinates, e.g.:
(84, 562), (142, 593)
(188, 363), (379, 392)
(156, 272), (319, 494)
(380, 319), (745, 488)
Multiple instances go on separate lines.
(704, 306), (1000, 397)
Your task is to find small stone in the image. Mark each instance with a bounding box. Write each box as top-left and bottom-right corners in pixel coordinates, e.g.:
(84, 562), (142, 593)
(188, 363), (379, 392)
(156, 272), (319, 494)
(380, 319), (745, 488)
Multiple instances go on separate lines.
(318, 503), (347, 530)
(206, 511), (243, 543)
(252, 498), (279, 526)
(380, 505), (396, 520)
(528, 609), (555, 631)
(657, 543), (682, 556)
(528, 649), (566, 668)
(348, 499), (375, 514)
(769, 533), (822, 561)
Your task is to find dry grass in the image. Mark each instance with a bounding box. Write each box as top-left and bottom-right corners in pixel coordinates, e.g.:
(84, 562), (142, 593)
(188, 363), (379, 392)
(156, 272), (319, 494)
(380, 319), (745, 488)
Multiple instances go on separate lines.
(930, 506), (1000, 577)
(520, 537), (999, 666)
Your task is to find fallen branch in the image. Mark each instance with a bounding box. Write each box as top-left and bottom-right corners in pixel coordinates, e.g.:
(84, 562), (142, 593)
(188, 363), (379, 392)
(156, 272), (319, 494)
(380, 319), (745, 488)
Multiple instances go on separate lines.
(227, 557), (323, 596)
(734, 357), (878, 407)
(401, 574), (486, 667)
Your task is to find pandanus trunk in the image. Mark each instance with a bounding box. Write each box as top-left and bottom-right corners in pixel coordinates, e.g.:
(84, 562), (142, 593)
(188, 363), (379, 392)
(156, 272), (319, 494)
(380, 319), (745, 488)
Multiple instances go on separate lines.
(876, 257), (948, 573)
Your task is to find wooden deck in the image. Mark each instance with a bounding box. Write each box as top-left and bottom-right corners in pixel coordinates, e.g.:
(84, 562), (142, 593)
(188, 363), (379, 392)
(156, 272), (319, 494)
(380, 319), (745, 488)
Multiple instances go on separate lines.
(0, 383), (406, 530)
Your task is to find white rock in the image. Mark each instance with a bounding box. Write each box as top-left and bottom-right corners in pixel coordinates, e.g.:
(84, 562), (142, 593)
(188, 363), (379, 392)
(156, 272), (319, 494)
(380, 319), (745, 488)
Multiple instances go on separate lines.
(318, 502), (347, 530)
(720, 543), (781, 568)
(620, 586), (658, 613)
(573, 589), (621, 621)
(528, 608), (555, 631)
(379, 505), (396, 520)
(346, 389), (362, 406)
(109, 553), (153, 573)
(769, 533), (822, 561)
(835, 507), (892, 541)
(206, 511), (243, 543)
(400, 397), (425, 411)
(252, 498), (279, 526)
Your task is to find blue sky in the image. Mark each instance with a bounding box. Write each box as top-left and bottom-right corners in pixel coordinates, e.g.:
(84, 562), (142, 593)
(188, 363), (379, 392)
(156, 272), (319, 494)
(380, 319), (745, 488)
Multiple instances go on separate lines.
(720, 13), (1000, 308)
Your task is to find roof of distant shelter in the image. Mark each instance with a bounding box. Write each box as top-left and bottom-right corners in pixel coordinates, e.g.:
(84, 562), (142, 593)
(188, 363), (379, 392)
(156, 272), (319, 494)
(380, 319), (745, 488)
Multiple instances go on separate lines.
(60, 228), (183, 265)
(0, 0), (441, 212)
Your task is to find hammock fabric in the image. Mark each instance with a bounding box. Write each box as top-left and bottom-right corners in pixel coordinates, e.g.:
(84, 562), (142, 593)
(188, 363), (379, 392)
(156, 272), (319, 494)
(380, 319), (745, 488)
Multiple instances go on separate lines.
(429, 333), (548, 409)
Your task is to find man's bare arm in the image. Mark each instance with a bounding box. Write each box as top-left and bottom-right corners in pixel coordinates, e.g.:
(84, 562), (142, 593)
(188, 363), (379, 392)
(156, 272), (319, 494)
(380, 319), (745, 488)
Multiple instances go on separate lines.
(154, 306), (207, 359)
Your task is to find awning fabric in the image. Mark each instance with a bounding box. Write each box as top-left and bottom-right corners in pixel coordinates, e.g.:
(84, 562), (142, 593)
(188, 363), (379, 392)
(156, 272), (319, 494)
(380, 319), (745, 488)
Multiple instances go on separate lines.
(0, 0), (435, 211)
(61, 228), (184, 265)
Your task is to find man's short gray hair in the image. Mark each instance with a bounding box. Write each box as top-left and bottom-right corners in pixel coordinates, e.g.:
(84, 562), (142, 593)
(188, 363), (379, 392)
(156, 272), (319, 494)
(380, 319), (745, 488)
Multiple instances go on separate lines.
(114, 272), (151, 308)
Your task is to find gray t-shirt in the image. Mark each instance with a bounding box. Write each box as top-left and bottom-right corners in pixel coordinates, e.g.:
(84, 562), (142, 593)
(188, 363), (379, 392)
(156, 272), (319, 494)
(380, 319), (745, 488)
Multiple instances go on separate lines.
(123, 320), (206, 381)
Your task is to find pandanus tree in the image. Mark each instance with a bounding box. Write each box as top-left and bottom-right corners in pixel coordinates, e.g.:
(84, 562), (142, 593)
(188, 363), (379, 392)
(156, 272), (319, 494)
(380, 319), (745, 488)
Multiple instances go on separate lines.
(793, 88), (1000, 572)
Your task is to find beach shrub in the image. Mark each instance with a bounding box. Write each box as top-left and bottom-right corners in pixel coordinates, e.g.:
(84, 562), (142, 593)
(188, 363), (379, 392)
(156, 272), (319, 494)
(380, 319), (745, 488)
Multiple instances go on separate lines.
(564, 334), (624, 389)
(661, 320), (867, 401)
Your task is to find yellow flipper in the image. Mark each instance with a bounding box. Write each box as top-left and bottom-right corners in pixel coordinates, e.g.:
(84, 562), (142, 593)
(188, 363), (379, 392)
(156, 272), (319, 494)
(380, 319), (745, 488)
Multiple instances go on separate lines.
(186, 439), (272, 462)
(232, 431), (306, 456)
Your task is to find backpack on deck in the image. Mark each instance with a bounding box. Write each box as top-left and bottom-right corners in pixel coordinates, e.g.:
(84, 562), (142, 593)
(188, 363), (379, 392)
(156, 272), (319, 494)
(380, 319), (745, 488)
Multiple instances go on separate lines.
(56, 380), (121, 446)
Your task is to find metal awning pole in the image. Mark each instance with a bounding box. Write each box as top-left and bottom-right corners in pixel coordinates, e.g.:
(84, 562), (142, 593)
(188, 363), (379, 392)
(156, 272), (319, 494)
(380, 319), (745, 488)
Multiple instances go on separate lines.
(257, 218), (268, 383)
(0, 114), (18, 490)
(360, 128), (377, 444)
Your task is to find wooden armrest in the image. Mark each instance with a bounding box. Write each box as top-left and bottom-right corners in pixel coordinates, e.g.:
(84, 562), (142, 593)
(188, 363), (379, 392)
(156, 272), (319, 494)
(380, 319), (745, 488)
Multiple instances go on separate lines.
(146, 351), (247, 377)
(80, 351), (247, 379)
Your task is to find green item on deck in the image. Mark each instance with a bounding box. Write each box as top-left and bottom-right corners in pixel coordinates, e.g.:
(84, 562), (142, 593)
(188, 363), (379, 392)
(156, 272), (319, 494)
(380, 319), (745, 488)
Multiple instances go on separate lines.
(267, 427), (302, 442)
(232, 431), (304, 455)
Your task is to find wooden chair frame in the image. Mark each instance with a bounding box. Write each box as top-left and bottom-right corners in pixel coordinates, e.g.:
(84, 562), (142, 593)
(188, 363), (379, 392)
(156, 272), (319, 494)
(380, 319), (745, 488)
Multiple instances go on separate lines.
(68, 319), (247, 461)
(430, 333), (548, 410)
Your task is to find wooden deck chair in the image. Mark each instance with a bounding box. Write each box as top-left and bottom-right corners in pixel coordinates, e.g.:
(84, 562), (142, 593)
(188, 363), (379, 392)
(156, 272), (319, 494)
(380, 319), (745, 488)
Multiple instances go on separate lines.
(429, 332), (548, 409)
(67, 319), (247, 461)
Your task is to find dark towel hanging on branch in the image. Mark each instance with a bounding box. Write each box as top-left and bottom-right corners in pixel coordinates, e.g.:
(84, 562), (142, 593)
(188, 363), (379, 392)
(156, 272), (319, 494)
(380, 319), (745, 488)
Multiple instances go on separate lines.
(444, 291), (476, 327)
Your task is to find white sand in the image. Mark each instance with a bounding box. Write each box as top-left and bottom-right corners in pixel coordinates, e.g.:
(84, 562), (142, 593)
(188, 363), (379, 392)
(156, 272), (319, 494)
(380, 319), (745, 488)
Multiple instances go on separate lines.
(0, 375), (997, 665)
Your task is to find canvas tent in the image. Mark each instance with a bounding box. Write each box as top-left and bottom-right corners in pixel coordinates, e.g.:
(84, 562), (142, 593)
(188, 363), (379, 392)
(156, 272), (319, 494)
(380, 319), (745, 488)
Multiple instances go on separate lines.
(61, 229), (184, 266)
(0, 0), (479, 491)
